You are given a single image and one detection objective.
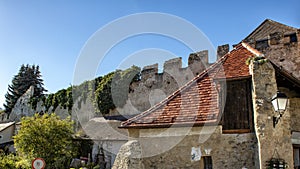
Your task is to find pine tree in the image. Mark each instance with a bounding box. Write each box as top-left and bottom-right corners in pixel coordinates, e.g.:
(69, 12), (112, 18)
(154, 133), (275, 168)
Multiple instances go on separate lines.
(4, 64), (47, 114)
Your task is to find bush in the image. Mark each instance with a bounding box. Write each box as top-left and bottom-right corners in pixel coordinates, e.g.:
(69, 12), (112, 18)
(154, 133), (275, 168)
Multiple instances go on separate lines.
(14, 113), (76, 169)
(0, 153), (30, 169)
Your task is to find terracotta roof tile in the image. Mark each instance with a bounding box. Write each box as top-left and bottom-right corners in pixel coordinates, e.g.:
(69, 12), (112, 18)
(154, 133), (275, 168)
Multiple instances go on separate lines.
(120, 43), (261, 128)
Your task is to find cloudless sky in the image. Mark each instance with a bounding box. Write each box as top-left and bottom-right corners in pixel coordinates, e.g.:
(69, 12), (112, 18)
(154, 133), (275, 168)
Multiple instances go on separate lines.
(0, 0), (299, 108)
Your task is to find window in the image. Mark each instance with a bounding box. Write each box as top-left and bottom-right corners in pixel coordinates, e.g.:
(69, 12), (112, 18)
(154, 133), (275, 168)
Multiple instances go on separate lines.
(284, 33), (298, 44)
(290, 33), (298, 43)
(221, 79), (253, 133)
(255, 39), (269, 50)
(200, 156), (213, 169)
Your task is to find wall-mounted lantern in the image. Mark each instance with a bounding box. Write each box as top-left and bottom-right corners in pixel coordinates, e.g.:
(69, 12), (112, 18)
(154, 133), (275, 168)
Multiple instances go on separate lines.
(271, 91), (288, 128)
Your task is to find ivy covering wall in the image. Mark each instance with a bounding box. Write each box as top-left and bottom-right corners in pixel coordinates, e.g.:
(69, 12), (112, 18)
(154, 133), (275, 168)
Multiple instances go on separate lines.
(30, 65), (141, 115)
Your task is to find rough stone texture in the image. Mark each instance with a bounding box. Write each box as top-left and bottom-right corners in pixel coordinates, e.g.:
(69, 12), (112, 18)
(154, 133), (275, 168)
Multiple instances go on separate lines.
(71, 95), (96, 130)
(8, 86), (36, 122)
(113, 126), (257, 169)
(53, 105), (70, 120)
(244, 20), (300, 79)
(244, 19), (298, 45)
(1, 86), (96, 125)
(257, 39), (300, 78)
(112, 140), (144, 169)
(290, 98), (300, 132)
(217, 44), (230, 60)
(0, 51), (216, 168)
(113, 60), (300, 169)
(250, 61), (294, 168)
(1, 49), (216, 122)
(121, 51), (211, 115)
(188, 50), (209, 76)
(1, 86), (71, 123)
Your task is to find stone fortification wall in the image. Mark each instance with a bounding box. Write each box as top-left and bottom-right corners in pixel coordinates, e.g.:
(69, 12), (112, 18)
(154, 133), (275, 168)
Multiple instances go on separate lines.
(125, 50), (210, 114)
(1, 46), (230, 123)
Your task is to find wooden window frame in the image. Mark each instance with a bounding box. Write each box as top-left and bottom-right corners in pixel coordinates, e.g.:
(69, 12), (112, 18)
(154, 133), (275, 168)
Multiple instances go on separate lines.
(200, 156), (213, 169)
(220, 78), (254, 134)
(293, 145), (300, 169)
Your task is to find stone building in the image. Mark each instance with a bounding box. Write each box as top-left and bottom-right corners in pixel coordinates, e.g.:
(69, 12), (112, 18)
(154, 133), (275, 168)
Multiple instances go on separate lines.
(1, 19), (298, 168)
(243, 19), (300, 78)
(0, 46), (219, 168)
(0, 122), (15, 153)
(82, 117), (128, 168)
(113, 42), (300, 169)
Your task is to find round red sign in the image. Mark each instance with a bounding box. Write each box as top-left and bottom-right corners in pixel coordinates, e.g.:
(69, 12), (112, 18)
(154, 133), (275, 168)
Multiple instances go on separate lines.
(32, 158), (46, 169)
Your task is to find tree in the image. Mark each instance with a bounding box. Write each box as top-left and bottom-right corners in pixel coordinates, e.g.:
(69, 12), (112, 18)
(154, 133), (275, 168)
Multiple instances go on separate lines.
(4, 64), (47, 114)
(14, 114), (76, 169)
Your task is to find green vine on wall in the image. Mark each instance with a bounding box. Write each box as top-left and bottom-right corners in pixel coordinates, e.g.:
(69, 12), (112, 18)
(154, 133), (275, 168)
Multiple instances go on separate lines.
(30, 87), (73, 113)
(29, 65), (141, 115)
(246, 54), (268, 65)
(95, 65), (141, 114)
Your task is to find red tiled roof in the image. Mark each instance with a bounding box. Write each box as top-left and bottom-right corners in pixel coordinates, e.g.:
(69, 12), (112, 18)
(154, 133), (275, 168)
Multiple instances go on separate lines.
(214, 43), (260, 79)
(120, 43), (262, 128)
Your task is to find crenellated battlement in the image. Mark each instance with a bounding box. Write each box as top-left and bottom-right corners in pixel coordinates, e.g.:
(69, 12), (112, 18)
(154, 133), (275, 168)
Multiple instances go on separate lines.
(139, 44), (230, 81)
(139, 47), (217, 81)
(217, 44), (229, 60)
(141, 63), (158, 81)
(163, 57), (183, 71)
(1, 44), (232, 121)
(129, 46), (229, 114)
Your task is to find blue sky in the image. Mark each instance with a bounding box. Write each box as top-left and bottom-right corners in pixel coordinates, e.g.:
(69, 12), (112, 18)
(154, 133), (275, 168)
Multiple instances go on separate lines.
(0, 0), (299, 108)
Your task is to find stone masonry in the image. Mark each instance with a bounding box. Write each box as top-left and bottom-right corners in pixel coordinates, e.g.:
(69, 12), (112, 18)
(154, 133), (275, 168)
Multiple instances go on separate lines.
(112, 140), (144, 169)
(1, 46), (228, 122)
(244, 19), (300, 79)
(112, 52), (300, 169)
(250, 61), (295, 168)
(114, 126), (258, 169)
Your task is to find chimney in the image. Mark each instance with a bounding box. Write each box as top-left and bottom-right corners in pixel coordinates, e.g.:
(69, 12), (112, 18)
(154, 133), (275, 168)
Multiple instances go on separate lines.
(217, 44), (229, 60)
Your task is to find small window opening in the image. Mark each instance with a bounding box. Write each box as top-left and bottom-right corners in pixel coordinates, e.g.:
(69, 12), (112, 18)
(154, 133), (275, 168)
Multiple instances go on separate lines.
(255, 39), (269, 49)
(290, 33), (298, 43)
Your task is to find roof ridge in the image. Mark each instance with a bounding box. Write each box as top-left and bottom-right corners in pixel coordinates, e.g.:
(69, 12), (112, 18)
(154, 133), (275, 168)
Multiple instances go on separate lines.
(241, 42), (262, 56)
(0, 121), (15, 132)
(244, 19), (298, 41)
(266, 19), (299, 30)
